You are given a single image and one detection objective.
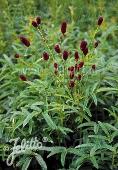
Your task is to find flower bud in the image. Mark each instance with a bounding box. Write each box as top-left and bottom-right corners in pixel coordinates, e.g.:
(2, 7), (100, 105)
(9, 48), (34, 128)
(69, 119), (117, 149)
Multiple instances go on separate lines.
(54, 63), (58, 69)
(92, 64), (96, 70)
(98, 16), (103, 26)
(94, 40), (100, 48)
(79, 62), (84, 69)
(74, 51), (79, 62)
(20, 36), (30, 47)
(15, 54), (20, 58)
(77, 74), (82, 80)
(54, 44), (61, 53)
(43, 52), (49, 61)
(32, 20), (38, 27)
(69, 80), (75, 88)
(69, 71), (74, 79)
(19, 75), (27, 81)
(62, 50), (69, 60)
(61, 21), (67, 35)
(36, 16), (41, 25)
(69, 66), (74, 72)
(80, 40), (87, 51)
(83, 47), (88, 56)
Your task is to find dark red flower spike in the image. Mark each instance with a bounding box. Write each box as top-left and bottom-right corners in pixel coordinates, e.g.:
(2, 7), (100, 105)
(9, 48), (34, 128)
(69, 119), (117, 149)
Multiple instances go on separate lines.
(36, 16), (41, 25)
(92, 64), (96, 71)
(69, 80), (75, 88)
(20, 36), (30, 47)
(62, 50), (69, 60)
(15, 54), (20, 58)
(61, 21), (67, 35)
(94, 40), (100, 48)
(74, 51), (79, 62)
(83, 47), (88, 56)
(69, 66), (74, 72)
(79, 61), (84, 69)
(77, 74), (82, 80)
(98, 16), (103, 26)
(69, 71), (74, 79)
(19, 75), (27, 81)
(32, 21), (38, 27)
(54, 44), (61, 53)
(54, 63), (58, 69)
(43, 52), (49, 61)
(80, 40), (88, 56)
(80, 40), (87, 51)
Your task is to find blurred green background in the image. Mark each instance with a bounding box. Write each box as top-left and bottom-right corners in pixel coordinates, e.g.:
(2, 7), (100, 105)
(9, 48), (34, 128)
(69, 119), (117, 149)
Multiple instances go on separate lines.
(0, 0), (118, 55)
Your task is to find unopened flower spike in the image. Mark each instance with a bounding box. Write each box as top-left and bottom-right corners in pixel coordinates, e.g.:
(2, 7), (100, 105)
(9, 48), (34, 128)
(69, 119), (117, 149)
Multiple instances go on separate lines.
(54, 44), (61, 53)
(19, 75), (27, 81)
(62, 50), (69, 60)
(19, 36), (30, 47)
(61, 21), (67, 35)
(43, 52), (49, 61)
(98, 16), (103, 26)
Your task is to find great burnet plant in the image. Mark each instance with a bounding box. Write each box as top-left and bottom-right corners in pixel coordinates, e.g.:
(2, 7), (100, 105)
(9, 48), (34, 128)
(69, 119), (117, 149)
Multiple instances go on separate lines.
(1, 15), (117, 170)
(11, 16), (101, 141)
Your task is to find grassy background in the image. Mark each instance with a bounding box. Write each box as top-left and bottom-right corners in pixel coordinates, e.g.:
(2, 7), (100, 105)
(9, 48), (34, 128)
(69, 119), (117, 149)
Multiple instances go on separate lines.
(0, 0), (118, 54)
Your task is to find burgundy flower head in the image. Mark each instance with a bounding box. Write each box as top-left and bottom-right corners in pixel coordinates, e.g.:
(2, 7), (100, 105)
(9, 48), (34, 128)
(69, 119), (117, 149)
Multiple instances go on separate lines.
(36, 16), (41, 25)
(68, 66), (74, 72)
(69, 80), (75, 88)
(94, 40), (100, 48)
(63, 50), (69, 60)
(98, 16), (103, 26)
(69, 71), (74, 79)
(20, 36), (30, 47)
(61, 21), (67, 35)
(32, 21), (38, 27)
(83, 47), (88, 56)
(19, 75), (27, 81)
(54, 63), (58, 69)
(15, 54), (20, 58)
(54, 44), (61, 53)
(43, 52), (49, 61)
(74, 51), (79, 62)
(80, 40), (87, 51)
(77, 74), (82, 81)
(79, 61), (84, 69)
(92, 64), (96, 70)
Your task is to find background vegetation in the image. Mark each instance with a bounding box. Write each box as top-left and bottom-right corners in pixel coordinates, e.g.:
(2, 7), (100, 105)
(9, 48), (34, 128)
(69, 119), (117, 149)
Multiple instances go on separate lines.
(0, 0), (118, 170)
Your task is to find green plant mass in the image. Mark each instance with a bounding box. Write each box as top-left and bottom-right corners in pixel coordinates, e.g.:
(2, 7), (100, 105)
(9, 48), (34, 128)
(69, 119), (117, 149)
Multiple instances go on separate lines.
(0, 0), (118, 170)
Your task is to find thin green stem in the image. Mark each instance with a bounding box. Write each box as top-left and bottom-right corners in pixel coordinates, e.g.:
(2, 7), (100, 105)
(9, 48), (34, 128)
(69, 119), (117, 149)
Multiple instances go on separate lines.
(37, 27), (54, 61)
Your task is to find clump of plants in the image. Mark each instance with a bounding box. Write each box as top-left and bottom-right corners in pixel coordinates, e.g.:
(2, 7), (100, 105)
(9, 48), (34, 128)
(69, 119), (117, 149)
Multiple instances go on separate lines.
(0, 15), (118, 170)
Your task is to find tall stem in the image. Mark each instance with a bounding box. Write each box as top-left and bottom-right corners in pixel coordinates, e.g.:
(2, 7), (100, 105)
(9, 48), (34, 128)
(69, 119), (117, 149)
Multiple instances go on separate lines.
(37, 28), (54, 61)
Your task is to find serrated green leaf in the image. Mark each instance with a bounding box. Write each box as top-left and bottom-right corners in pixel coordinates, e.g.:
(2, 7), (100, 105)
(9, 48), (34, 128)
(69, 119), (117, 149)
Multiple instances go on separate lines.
(61, 149), (67, 167)
(92, 93), (97, 106)
(42, 112), (57, 130)
(22, 157), (32, 170)
(35, 154), (47, 170)
(23, 112), (39, 127)
(97, 87), (118, 93)
(98, 121), (110, 136)
(90, 156), (98, 169)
